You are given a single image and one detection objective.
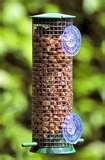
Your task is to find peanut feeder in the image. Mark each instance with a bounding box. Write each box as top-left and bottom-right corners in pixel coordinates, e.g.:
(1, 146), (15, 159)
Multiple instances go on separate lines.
(22, 13), (83, 154)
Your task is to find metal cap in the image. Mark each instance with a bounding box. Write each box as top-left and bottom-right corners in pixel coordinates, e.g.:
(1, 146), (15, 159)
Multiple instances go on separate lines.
(31, 12), (76, 19)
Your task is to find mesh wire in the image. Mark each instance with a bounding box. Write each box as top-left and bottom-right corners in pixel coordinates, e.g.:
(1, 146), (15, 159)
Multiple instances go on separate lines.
(32, 18), (73, 147)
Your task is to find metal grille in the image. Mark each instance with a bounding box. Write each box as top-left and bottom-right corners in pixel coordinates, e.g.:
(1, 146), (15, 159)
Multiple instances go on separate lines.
(32, 18), (73, 147)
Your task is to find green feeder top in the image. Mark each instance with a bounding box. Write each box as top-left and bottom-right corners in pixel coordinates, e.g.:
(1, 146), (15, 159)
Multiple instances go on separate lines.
(31, 12), (76, 19)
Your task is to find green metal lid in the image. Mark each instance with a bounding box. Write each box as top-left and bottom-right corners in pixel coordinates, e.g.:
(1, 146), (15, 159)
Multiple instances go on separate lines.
(31, 13), (76, 19)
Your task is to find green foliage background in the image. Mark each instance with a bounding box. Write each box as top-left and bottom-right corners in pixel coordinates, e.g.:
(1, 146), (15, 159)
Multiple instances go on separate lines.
(0, 0), (105, 159)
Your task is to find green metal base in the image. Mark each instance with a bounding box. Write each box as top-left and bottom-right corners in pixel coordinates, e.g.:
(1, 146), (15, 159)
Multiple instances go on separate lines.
(36, 146), (76, 154)
(22, 138), (84, 154)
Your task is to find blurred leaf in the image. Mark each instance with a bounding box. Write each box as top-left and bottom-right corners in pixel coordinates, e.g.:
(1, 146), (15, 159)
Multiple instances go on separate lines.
(90, 109), (105, 129)
(76, 36), (94, 62)
(2, 2), (26, 25)
(0, 26), (32, 65)
(0, 37), (7, 55)
(83, 120), (93, 138)
(44, 3), (60, 12)
(0, 155), (14, 160)
(83, 0), (100, 14)
(77, 142), (105, 159)
(76, 98), (96, 113)
(0, 90), (27, 120)
(98, 13), (105, 27)
(0, 70), (21, 89)
(19, 35), (32, 66)
(28, 153), (48, 160)
(74, 74), (105, 96)
(100, 87), (105, 102)
(0, 27), (20, 51)
(74, 63), (96, 79)
(101, 40), (105, 55)
(5, 124), (31, 149)
(16, 17), (31, 36)
(22, 0), (47, 12)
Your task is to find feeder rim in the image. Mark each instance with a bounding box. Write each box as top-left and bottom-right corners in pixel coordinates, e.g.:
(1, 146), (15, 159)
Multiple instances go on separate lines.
(31, 12), (76, 19)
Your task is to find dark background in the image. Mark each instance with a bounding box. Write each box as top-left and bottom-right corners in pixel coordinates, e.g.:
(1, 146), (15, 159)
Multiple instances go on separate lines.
(0, 0), (105, 159)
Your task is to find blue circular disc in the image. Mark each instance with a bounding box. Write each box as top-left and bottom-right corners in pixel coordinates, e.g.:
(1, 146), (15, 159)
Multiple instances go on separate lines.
(61, 25), (81, 56)
(62, 112), (83, 144)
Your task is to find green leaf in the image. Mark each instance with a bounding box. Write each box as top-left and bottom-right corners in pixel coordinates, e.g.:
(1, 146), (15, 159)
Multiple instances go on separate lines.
(83, 0), (100, 14)
(98, 13), (105, 27)
(77, 142), (105, 159)
(44, 3), (60, 12)
(76, 98), (97, 113)
(76, 36), (94, 62)
(90, 109), (105, 129)
(74, 74), (105, 96)
(2, 2), (26, 25)
(0, 155), (14, 160)
(101, 40), (105, 55)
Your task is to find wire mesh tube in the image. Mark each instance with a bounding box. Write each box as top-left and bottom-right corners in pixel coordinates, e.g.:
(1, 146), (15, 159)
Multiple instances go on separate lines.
(32, 18), (73, 148)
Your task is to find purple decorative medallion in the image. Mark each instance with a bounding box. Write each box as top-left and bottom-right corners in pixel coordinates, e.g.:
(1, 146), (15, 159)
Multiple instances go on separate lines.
(61, 25), (81, 56)
(62, 113), (83, 144)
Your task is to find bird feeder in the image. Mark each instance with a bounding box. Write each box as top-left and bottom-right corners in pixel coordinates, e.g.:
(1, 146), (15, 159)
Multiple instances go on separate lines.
(22, 13), (83, 154)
